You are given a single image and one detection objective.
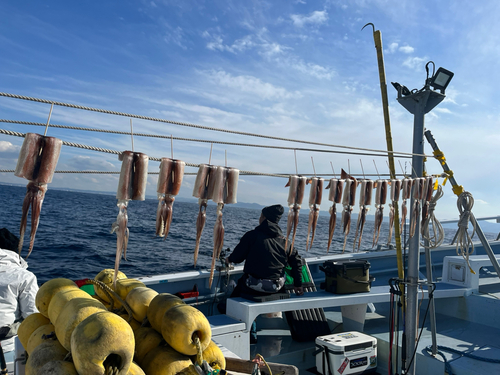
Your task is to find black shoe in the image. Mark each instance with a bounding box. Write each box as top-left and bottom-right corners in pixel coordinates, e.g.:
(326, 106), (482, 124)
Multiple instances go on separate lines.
(250, 335), (258, 344)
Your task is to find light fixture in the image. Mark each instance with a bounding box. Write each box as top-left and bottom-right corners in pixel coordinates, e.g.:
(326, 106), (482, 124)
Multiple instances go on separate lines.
(429, 67), (454, 93)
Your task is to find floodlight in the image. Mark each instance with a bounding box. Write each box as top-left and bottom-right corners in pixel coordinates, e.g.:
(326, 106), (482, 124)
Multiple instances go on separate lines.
(429, 67), (454, 93)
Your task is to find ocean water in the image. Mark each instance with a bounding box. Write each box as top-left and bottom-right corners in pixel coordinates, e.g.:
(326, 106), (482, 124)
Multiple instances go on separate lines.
(0, 184), (485, 284)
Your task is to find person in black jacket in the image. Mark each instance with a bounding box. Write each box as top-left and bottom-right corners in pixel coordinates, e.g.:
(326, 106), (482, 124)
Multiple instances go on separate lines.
(226, 204), (304, 298)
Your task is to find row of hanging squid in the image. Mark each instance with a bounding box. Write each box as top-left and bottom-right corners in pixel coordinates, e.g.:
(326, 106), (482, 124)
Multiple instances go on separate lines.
(284, 169), (437, 254)
(113, 154), (239, 287)
(13, 132), (437, 289)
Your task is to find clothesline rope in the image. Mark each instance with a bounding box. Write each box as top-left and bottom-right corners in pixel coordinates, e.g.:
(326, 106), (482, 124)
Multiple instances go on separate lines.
(0, 119), (411, 159)
(0, 91), (426, 158)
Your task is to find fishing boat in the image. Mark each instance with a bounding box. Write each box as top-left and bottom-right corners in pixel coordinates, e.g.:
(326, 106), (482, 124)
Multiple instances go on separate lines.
(2, 36), (500, 375)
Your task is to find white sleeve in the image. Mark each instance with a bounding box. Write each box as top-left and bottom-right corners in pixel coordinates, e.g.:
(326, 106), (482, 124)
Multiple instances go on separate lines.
(19, 271), (39, 318)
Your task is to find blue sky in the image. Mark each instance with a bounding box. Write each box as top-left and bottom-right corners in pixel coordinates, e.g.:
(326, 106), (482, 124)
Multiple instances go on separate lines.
(1, 0), (500, 220)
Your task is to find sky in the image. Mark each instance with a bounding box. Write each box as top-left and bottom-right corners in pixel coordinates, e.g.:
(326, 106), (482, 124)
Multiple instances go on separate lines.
(1, 0), (500, 222)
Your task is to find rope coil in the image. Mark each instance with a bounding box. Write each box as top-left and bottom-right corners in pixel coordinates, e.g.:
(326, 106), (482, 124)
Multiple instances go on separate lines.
(455, 192), (476, 274)
(421, 185), (445, 248)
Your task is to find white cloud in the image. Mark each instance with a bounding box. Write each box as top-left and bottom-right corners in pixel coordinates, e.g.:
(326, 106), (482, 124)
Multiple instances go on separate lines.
(434, 107), (452, 114)
(203, 32), (255, 54)
(290, 10), (328, 28)
(387, 42), (398, 54)
(64, 156), (117, 171)
(399, 45), (414, 54)
(0, 141), (18, 153)
(402, 56), (427, 70)
(202, 70), (302, 100)
(163, 26), (187, 50)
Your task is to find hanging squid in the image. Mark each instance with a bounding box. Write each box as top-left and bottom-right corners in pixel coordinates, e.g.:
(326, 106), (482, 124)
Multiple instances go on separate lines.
(400, 178), (413, 235)
(156, 158), (185, 239)
(325, 178), (344, 253)
(285, 175), (307, 252)
(420, 176), (434, 235)
(387, 179), (402, 246)
(112, 151), (148, 286)
(192, 164), (217, 267)
(14, 133), (62, 258)
(341, 178), (358, 253)
(208, 166), (239, 288)
(372, 179), (388, 248)
(305, 177), (324, 251)
(353, 179), (373, 252)
(409, 177), (425, 238)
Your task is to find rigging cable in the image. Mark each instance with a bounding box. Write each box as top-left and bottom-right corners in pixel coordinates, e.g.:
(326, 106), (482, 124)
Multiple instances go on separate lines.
(0, 120), (410, 159)
(0, 92), (427, 158)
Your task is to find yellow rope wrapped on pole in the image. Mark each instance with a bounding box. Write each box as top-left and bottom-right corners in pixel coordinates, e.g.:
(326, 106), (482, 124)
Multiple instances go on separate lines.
(363, 23), (405, 304)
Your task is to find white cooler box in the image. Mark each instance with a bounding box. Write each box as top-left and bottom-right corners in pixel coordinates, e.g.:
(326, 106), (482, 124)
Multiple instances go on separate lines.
(314, 332), (377, 375)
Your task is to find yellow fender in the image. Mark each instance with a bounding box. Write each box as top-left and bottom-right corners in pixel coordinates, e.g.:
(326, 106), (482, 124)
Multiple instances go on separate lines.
(94, 269), (127, 303)
(161, 304), (211, 356)
(24, 339), (68, 375)
(147, 293), (185, 332)
(125, 286), (158, 322)
(192, 340), (226, 370)
(48, 288), (92, 324)
(128, 361), (146, 375)
(133, 326), (164, 366)
(37, 360), (79, 374)
(26, 323), (55, 355)
(35, 278), (78, 318)
(115, 278), (146, 301)
(71, 311), (135, 375)
(142, 345), (195, 375)
(54, 297), (107, 350)
(17, 312), (50, 350)
(118, 313), (142, 332)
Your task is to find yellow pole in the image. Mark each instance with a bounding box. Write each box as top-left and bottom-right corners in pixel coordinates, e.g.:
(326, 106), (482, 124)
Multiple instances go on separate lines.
(363, 23), (405, 289)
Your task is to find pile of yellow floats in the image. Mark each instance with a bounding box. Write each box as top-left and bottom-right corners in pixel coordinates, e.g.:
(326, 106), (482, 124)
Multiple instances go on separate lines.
(17, 269), (226, 374)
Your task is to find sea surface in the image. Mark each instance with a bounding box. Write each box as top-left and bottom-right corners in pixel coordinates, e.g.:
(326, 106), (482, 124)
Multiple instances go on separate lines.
(0, 184), (493, 284)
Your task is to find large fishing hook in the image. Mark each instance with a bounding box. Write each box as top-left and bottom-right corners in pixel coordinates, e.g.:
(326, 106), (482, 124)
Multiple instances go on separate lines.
(361, 22), (375, 32)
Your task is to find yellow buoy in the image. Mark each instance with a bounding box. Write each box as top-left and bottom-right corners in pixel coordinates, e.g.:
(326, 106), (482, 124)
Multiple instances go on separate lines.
(17, 312), (50, 350)
(192, 340), (226, 369)
(118, 313), (142, 332)
(115, 278), (146, 300)
(128, 361), (146, 375)
(26, 323), (56, 355)
(161, 304), (211, 356)
(37, 360), (79, 374)
(24, 339), (68, 375)
(142, 345), (195, 375)
(35, 278), (79, 318)
(71, 311), (135, 375)
(48, 288), (92, 324)
(133, 326), (164, 366)
(54, 297), (107, 350)
(94, 269), (127, 302)
(147, 293), (185, 332)
(126, 286), (158, 322)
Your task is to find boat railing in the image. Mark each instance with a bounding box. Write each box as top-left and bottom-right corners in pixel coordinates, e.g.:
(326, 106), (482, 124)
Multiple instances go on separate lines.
(438, 215), (500, 244)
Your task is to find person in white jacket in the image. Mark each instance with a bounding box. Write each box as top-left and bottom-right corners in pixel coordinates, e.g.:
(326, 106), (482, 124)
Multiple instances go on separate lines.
(0, 228), (39, 367)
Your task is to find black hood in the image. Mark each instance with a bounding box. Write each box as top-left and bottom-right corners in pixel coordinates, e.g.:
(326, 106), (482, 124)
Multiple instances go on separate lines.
(256, 219), (283, 238)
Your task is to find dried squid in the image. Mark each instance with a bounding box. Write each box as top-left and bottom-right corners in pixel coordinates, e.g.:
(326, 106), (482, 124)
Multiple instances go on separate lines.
(305, 177), (324, 251)
(207, 166), (239, 288)
(192, 164), (216, 267)
(156, 158), (185, 239)
(284, 175), (307, 252)
(341, 177), (358, 253)
(400, 178), (413, 235)
(325, 178), (344, 252)
(387, 179), (401, 246)
(353, 179), (373, 251)
(409, 177), (425, 238)
(14, 133), (62, 258)
(372, 179), (388, 248)
(112, 151), (148, 286)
